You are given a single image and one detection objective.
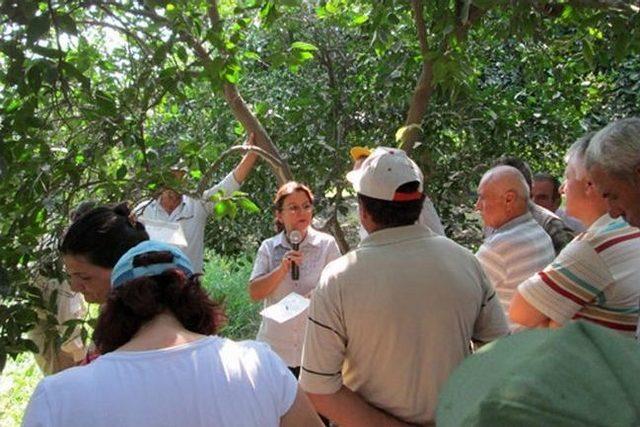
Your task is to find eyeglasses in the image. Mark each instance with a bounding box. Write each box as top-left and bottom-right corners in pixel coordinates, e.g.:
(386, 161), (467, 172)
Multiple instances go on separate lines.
(281, 203), (313, 214)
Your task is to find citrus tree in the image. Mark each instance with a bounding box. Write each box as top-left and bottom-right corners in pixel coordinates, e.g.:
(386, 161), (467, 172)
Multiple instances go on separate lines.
(1, 0), (639, 371)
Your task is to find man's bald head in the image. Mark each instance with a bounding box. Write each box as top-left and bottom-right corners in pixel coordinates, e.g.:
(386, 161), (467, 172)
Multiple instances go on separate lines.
(480, 166), (530, 199)
(476, 166), (530, 229)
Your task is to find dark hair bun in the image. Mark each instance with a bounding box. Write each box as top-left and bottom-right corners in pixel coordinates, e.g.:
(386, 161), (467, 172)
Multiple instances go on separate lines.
(113, 203), (132, 217)
(60, 203), (150, 268)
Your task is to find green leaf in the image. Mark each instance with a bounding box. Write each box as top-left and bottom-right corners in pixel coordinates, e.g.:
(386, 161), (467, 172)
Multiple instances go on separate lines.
(238, 197), (260, 214)
(0, 41), (24, 60)
(295, 51), (314, 61)
(260, 1), (278, 25)
(152, 44), (168, 65)
(291, 41), (318, 51)
(352, 14), (368, 25)
(27, 15), (51, 45)
(243, 51), (260, 60)
(208, 190), (225, 204)
(214, 199), (231, 217)
(177, 45), (188, 62)
(57, 13), (78, 36)
(26, 62), (44, 91)
(95, 91), (117, 115)
(223, 63), (241, 84)
(116, 164), (127, 179)
(31, 45), (61, 59)
(227, 201), (238, 218)
(61, 61), (90, 90)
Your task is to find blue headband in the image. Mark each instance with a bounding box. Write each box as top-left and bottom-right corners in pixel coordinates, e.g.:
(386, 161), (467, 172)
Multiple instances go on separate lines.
(111, 240), (194, 288)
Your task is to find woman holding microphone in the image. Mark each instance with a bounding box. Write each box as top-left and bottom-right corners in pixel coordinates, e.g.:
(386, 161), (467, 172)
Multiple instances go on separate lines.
(249, 181), (341, 377)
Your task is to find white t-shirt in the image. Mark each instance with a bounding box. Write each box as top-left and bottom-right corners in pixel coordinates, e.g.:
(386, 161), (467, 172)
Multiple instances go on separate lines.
(135, 172), (240, 273)
(22, 337), (298, 427)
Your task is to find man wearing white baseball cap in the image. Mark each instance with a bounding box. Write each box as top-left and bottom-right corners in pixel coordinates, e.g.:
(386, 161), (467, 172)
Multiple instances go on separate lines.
(299, 147), (509, 426)
(349, 146), (445, 236)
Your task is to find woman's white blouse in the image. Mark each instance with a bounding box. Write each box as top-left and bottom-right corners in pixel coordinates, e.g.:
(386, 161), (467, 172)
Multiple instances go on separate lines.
(250, 227), (341, 367)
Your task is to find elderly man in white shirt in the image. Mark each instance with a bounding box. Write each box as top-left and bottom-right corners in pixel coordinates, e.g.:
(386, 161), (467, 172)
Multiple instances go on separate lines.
(475, 166), (555, 327)
(137, 135), (258, 273)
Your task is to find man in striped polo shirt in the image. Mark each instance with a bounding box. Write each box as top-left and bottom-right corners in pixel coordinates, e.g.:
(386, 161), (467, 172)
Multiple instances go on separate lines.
(475, 166), (555, 328)
(510, 132), (640, 336)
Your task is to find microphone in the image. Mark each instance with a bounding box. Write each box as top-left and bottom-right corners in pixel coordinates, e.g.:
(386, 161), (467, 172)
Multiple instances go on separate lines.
(288, 230), (302, 281)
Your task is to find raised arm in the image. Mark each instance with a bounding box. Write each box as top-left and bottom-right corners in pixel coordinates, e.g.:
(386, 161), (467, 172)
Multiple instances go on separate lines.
(232, 132), (258, 184)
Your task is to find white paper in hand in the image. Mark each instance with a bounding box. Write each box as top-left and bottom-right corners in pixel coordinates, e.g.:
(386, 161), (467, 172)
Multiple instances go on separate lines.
(260, 292), (310, 324)
(138, 218), (188, 248)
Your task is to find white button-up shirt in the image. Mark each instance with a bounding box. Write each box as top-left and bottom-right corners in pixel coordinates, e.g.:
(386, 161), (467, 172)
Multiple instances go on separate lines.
(250, 227), (341, 367)
(136, 172), (240, 273)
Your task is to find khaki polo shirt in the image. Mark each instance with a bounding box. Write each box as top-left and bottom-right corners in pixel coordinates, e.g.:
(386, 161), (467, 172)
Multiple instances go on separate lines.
(299, 224), (508, 424)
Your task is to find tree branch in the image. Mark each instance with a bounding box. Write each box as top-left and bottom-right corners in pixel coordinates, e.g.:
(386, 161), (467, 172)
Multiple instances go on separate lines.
(206, 0), (293, 184)
(412, 0), (429, 55)
(77, 19), (151, 55)
(401, 3), (486, 154)
(552, 0), (638, 13)
(196, 145), (289, 195)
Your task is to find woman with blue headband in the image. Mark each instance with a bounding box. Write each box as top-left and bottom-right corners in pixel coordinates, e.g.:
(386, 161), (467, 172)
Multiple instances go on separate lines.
(23, 241), (323, 427)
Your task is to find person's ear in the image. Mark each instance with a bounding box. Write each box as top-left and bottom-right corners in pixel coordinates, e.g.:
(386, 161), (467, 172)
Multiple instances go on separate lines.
(504, 190), (516, 204)
(357, 199), (367, 222)
(584, 180), (597, 197)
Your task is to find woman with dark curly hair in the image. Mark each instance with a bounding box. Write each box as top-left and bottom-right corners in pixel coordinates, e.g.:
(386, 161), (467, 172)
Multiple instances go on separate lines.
(23, 241), (323, 427)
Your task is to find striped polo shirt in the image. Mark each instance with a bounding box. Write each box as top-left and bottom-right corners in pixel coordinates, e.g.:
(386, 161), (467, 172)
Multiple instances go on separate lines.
(476, 212), (555, 326)
(518, 215), (640, 336)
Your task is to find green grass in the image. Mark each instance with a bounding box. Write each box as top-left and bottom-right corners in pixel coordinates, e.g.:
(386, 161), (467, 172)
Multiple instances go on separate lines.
(201, 252), (262, 341)
(0, 353), (42, 426)
(0, 252), (261, 426)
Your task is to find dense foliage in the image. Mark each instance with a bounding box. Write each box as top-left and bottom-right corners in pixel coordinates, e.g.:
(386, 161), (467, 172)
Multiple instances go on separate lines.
(1, 0), (639, 370)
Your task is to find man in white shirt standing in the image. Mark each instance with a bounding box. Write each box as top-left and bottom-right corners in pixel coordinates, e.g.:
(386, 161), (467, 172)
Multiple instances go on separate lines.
(475, 166), (555, 327)
(137, 134), (258, 273)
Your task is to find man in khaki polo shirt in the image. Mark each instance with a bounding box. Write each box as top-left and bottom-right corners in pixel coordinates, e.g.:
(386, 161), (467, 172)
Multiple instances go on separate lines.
(299, 147), (509, 426)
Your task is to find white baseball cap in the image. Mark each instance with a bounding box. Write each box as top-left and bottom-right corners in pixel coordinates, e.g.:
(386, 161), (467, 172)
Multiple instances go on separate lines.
(346, 147), (424, 201)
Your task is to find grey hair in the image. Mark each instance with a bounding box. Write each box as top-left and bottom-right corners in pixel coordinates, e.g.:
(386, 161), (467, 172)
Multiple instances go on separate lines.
(585, 118), (640, 178)
(565, 132), (596, 180)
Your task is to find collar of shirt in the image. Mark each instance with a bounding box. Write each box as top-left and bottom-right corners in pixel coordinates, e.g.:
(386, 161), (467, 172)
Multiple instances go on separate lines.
(275, 227), (323, 250)
(149, 196), (192, 219)
(529, 201), (562, 221)
(495, 211), (534, 233)
(589, 214), (614, 231)
(359, 224), (436, 249)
